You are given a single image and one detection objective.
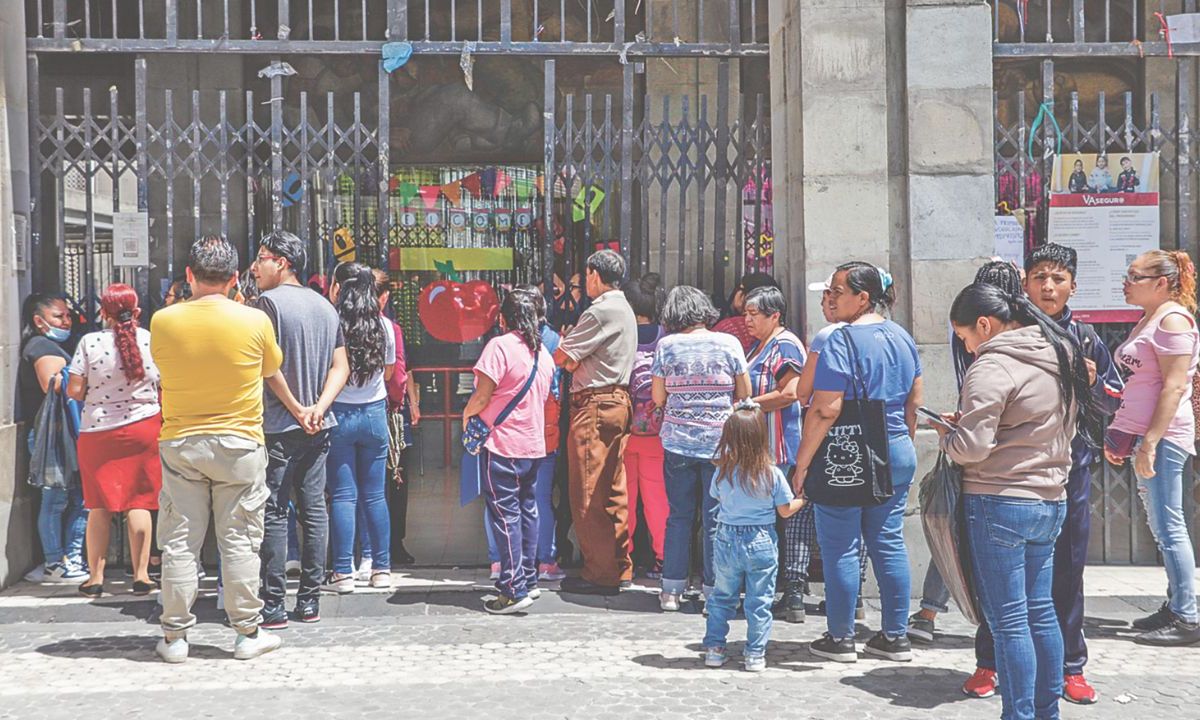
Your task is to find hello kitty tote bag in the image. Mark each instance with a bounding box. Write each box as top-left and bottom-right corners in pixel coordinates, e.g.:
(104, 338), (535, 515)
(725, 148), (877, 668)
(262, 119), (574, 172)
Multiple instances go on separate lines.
(803, 328), (893, 506)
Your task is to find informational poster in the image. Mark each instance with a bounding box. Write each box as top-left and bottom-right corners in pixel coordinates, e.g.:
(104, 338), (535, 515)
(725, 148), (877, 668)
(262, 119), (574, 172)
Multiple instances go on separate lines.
(1048, 152), (1160, 322)
(112, 211), (150, 267)
(12, 213), (28, 271)
(993, 215), (1024, 268)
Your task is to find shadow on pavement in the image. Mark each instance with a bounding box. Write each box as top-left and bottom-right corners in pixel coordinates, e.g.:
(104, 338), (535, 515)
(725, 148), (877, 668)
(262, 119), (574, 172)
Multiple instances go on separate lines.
(840, 667), (973, 710)
(36, 635), (230, 662)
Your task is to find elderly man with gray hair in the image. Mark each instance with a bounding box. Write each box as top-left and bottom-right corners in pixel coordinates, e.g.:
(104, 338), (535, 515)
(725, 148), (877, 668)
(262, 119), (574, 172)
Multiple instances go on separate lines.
(554, 250), (638, 595)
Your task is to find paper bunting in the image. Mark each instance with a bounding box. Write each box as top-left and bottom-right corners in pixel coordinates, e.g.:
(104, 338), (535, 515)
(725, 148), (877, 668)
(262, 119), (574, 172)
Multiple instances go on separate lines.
(471, 211), (492, 231)
(441, 181), (462, 207)
(460, 173), (482, 197)
(399, 209), (418, 227)
(573, 186), (606, 222)
(494, 169), (512, 197)
(397, 181), (419, 207)
(514, 207), (533, 229)
(480, 168), (497, 198)
(418, 185), (442, 210)
(448, 209), (469, 231)
(494, 211), (512, 232)
(388, 175), (400, 192)
(423, 210), (443, 228)
(513, 178), (536, 199)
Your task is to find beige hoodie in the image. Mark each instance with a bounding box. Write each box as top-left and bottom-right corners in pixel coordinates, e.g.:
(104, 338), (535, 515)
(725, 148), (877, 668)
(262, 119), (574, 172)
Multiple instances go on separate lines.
(941, 325), (1076, 501)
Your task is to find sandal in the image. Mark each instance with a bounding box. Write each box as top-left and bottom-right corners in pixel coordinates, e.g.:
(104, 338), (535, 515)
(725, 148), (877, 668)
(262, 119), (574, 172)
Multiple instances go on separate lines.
(132, 580), (158, 596)
(78, 583), (103, 598)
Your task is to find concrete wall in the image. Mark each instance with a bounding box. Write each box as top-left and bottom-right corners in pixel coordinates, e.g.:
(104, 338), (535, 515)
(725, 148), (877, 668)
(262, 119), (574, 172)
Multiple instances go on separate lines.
(769, 0), (995, 595)
(0, 0), (38, 589)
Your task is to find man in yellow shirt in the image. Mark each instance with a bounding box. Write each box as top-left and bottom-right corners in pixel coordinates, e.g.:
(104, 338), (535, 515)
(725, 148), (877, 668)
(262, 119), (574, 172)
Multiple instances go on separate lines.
(150, 235), (285, 663)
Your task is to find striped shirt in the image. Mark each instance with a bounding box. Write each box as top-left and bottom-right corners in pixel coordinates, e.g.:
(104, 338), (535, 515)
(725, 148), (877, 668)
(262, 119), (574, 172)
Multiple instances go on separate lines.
(747, 330), (806, 465)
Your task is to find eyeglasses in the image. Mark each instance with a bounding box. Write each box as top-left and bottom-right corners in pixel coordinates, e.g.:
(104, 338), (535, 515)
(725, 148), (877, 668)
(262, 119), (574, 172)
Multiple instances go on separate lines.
(1124, 272), (1166, 284)
(253, 254), (283, 265)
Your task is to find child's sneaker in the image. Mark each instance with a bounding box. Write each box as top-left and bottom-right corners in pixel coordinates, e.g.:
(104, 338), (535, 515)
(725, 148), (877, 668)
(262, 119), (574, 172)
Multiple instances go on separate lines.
(537, 562), (566, 581)
(744, 655), (767, 673)
(659, 592), (681, 612)
(704, 647), (727, 668)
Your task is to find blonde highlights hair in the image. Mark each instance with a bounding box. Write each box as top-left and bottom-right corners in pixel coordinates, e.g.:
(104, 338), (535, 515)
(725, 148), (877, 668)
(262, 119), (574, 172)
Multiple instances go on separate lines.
(713, 403), (775, 498)
(1141, 249), (1198, 315)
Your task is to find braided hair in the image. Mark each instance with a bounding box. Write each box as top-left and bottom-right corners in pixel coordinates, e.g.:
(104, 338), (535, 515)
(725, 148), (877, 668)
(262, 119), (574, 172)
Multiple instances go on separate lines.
(100, 283), (145, 383)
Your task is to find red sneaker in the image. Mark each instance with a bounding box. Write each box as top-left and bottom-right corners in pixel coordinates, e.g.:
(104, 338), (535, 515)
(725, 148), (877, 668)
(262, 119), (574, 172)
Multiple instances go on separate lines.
(962, 667), (998, 698)
(1063, 674), (1098, 704)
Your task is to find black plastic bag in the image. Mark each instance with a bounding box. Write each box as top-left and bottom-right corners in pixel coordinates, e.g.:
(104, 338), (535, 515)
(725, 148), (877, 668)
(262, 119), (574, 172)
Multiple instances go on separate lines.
(918, 452), (982, 625)
(27, 376), (80, 491)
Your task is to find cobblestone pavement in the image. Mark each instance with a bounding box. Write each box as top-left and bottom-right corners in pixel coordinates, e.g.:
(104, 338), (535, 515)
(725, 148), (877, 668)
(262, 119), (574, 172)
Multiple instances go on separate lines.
(0, 567), (1196, 720)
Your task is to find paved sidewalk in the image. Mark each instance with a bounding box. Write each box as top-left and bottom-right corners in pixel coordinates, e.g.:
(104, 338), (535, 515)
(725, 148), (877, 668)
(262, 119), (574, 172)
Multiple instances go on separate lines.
(0, 566), (1194, 719)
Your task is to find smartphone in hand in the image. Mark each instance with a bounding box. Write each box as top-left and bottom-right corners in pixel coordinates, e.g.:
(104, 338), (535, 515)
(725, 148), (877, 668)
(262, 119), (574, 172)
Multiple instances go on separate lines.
(917, 406), (957, 431)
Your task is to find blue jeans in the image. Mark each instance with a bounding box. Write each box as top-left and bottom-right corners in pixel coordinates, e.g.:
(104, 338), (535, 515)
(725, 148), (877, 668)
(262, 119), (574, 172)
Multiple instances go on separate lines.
(486, 452), (558, 565)
(813, 434), (917, 639)
(481, 449), (539, 600)
(39, 486), (87, 567)
(918, 560), (952, 613)
(356, 499), (373, 562)
(704, 523), (779, 658)
(967, 494), (1066, 720)
(286, 502), (301, 563)
(327, 400), (391, 574)
(661, 451), (718, 596)
(1137, 439), (1198, 623)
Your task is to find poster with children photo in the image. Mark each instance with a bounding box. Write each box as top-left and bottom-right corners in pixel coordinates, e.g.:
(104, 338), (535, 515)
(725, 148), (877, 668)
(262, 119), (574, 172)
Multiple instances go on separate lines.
(1052, 152), (1159, 195)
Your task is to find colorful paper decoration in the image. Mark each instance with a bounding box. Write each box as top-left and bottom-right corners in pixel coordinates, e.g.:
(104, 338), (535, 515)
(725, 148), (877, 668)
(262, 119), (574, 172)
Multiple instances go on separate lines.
(441, 181), (462, 207)
(423, 210), (442, 228)
(535, 175), (544, 195)
(418, 185), (442, 210)
(388, 175), (400, 192)
(513, 178), (536, 199)
(514, 207), (533, 229)
(332, 227), (356, 262)
(399, 209), (418, 227)
(460, 173), (482, 197)
(480, 168), (497, 198)
(418, 278), (499, 344)
(471, 211), (491, 230)
(397, 248), (514, 272)
(573, 186), (606, 222)
(448, 209), (469, 231)
(494, 169), (512, 197)
(494, 211), (512, 232)
(397, 181), (419, 206)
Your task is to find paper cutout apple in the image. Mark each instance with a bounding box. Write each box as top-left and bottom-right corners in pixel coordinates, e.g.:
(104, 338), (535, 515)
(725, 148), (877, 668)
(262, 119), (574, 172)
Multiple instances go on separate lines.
(418, 278), (499, 343)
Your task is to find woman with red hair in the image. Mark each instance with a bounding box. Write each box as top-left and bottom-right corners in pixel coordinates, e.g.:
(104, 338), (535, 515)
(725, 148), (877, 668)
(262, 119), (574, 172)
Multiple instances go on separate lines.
(66, 283), (163, 597)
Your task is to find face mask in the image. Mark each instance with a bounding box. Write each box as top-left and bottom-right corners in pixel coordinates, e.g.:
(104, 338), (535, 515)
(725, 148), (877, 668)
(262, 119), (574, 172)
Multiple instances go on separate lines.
(43, 326), (70, 343)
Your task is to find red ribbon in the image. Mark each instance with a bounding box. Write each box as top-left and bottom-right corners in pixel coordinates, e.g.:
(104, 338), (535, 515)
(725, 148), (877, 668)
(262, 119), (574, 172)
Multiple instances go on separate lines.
(1155, 12), (1173, 59)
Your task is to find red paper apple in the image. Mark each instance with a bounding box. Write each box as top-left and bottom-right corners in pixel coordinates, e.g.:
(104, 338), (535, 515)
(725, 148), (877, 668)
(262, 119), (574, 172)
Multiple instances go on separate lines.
(418, 279), (499, 344)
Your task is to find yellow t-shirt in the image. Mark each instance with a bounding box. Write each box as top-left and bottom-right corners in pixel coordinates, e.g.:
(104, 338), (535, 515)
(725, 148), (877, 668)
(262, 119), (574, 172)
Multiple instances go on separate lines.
(150, 295), (283, 444)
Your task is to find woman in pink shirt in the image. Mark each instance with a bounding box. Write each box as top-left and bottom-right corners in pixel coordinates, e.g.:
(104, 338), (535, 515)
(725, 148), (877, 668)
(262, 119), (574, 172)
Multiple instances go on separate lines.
(463, 289), (554, 615)
(1105, 250), (1200, 646)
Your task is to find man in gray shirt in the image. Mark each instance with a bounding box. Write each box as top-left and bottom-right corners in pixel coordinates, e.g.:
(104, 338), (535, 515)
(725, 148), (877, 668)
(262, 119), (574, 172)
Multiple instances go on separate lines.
(554, 250), (638, 594)
(253, 230), (349, 627)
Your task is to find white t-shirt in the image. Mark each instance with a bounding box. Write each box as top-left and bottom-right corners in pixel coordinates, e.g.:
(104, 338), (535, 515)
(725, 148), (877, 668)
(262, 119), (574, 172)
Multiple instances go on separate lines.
(334, 316), (396, 405)
(68, 327), (161, 433)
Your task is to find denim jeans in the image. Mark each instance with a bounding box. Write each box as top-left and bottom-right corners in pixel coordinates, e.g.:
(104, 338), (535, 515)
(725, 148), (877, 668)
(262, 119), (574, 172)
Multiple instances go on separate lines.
(966, 494), (1066, 720)
(1137, 439), (1198, 623)
(327, 400), (391, 574)
(704, 523), (779, 658)
(286, 502), (301, 564)
(356, 499), (373, 561)
(661, 451), (718, 596)
(486, 452), (558, 565)
(38, 486), (88, 567)
(813, 434), (917, 639)
(261, 428), (330, 606)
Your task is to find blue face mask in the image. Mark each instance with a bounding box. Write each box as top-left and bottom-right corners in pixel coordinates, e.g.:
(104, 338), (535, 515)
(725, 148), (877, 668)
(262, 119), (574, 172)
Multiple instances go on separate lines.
(44, 326), (70, 343)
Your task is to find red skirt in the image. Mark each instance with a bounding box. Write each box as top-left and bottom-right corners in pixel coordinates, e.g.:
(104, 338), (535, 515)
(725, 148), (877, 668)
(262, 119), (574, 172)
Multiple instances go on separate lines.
(77, 414), (163, 512)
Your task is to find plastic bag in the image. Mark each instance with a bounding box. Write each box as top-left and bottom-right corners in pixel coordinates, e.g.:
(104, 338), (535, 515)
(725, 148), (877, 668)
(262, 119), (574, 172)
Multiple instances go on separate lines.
(27, 371), (81, 490)
(918, 452), (982, 625)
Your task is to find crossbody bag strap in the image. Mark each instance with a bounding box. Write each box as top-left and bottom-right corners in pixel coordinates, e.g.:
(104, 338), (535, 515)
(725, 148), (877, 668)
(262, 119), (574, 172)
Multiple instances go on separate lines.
(492, 347), (540, 429)
(839, 327), (870, 400)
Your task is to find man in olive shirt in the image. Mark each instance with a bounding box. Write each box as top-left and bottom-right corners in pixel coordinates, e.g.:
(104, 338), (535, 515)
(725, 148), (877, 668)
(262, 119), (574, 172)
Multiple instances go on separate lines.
(554, 250), (638, 594)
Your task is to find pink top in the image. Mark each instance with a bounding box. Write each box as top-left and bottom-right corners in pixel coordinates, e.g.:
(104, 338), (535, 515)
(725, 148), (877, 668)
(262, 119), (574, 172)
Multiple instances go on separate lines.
(474, 331), (554, 459)
(1110, 309), (1200, 455)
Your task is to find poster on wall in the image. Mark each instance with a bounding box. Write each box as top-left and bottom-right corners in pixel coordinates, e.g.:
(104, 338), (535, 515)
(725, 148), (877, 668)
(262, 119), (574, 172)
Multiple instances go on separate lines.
(1048, 152), (1160, 323)
(112, 212), (150, 267)
(993, 215), (1024, 268)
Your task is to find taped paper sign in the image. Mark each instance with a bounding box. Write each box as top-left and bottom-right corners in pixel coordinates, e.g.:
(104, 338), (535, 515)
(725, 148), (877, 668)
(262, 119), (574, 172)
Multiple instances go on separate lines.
(572, 185), (605, 222)
(396, 248), (514, 272)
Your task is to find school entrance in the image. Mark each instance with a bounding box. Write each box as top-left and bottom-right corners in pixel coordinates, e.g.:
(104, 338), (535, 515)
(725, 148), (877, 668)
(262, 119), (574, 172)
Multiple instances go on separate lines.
(24, 0), (772, 564)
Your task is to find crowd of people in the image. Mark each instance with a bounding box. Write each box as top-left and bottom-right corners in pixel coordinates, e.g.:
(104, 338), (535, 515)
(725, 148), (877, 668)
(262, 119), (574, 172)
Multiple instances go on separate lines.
(15, 232), (1200, 718)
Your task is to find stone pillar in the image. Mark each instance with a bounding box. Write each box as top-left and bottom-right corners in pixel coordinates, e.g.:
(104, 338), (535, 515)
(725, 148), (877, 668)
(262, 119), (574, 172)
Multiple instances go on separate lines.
(0, 0), (37, 588)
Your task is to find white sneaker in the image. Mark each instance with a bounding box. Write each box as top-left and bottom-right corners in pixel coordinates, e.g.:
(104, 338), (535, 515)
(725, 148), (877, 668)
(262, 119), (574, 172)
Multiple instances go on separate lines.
(233, 630), (282, 660)
(285, 560), (302, 577)
(155, 636), (189, 664)
(37, 562), (85, 584)
(216, 581), (225, 611)
(528, 588), (542, 600)
(354, 558), (373, 584)
(23, 564), (46, 583)
(368, 571), (391, 589)
(660, 592), (681, 612)
(320, 572), (355, 594)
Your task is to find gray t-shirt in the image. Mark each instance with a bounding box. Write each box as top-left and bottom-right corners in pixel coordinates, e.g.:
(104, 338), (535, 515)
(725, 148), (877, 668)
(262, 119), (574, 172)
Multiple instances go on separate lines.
(559, 289), (638, 392)
(259, 284), (344, 434)
(335, 315), (396, 405)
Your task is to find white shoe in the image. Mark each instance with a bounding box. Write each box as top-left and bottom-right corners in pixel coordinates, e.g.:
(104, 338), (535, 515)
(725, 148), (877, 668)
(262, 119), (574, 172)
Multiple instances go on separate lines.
(354, 558), (373, 584)
(320, 573), (355, 594)
(23, 564), (46, 583)
(156, 636), (189, 664)
(35, 562), (86, 584)
(285, 560), (302, 577)
(528, 588), (542, 600)
(660, 592), (681, 612)
(369, 571), (391, 589)
(216, 582), (225, 611)
(233, 630), (282, 660)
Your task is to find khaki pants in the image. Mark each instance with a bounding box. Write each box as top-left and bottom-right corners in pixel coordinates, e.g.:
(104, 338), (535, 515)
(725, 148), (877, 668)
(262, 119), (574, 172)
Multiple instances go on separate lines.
(158, 434), (269, 639)
(567, 386), (633, 586)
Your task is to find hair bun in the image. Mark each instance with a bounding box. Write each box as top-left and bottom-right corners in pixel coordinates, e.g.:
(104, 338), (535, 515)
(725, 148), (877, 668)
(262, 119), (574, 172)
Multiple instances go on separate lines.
(735, 398), (761, 412)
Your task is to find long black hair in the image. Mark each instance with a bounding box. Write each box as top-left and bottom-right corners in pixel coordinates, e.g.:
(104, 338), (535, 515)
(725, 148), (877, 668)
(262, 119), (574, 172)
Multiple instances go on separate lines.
(721, 272), (778, 319)
(334, 262), (386, 387)
(501, 288), (542, 354)
(20, 293), (62, 348)
(950, 283), (1102, 447)
(837, 261), (896, 314)
(952, 261), (1024, 387)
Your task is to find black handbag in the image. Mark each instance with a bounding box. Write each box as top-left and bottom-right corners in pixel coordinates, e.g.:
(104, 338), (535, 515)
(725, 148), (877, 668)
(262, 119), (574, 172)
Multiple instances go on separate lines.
(27, 371), (81, 491)
(804, 327), (893, 506)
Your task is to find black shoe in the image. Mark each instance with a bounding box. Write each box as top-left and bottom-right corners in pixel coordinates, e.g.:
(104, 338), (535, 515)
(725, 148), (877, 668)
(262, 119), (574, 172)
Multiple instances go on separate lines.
(132, 580), (158, 596)
(294, 598), (321, 624)
(907, 613), (935, 644)
(484, 594), (534, 615)
(1132, 602), (1175, 631)
(810, 632), (857, 663)
(774, 582), (805, 623)
(392, 542), (416, 566)
(78, 582), (103, 598)
(1135, 617), (1200, 646)
(559, 576), (621, 596)
(619, 580), (633, 590)
(260, 603), (289, 630)
(863, 631), (913, 662)
(148, 562), (162, 582)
